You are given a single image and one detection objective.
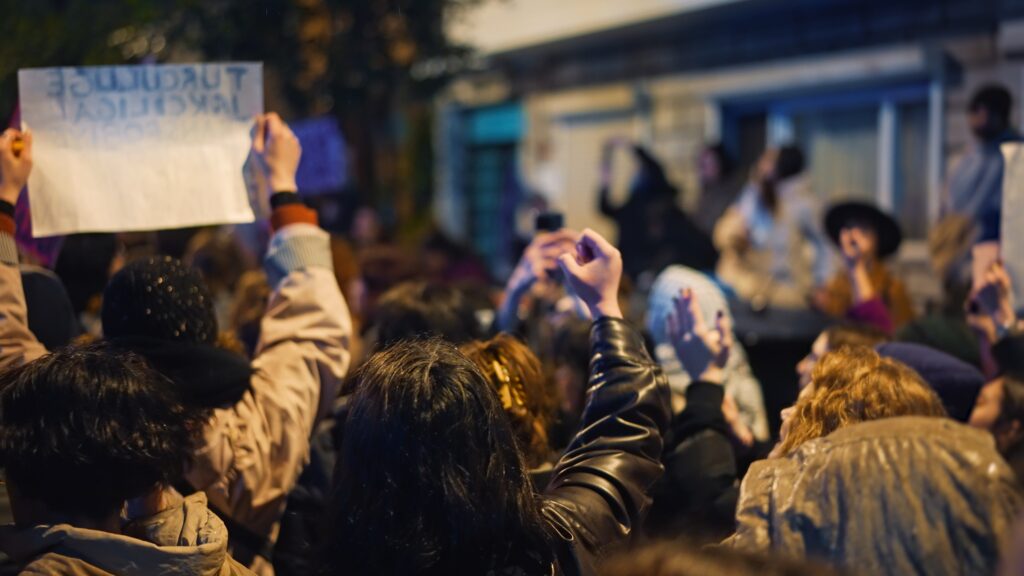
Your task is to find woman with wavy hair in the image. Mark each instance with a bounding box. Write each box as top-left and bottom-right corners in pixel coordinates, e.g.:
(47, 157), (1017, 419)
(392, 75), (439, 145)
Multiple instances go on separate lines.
(774, 345), (945, 456)
(460, 333), (558, 481)
(729, 345), (1020, 575)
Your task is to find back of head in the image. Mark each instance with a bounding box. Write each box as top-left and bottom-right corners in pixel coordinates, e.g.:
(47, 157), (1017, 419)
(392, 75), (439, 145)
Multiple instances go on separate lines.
(101, 255), (218, 344)
(323, 338), (551, 574)
(183, 228), (253, 295)
(775, 145), (806, 181)
(0, 342), (200, 521)
(825, 323), (888, 350)
(54, 233), (119, 317)
(460, 334), (556, 469)
(372, 281), (482, 348)
(778, 345), (946, 455)
(970, 84), (1013, 131)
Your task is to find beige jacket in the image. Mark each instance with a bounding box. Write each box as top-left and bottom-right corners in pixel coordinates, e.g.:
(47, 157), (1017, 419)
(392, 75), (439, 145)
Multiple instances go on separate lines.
(0, 224), (352, 575)
(0, 492), (254, 575)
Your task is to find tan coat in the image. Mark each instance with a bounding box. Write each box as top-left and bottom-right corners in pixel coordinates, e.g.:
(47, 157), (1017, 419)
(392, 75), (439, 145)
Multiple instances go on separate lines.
(0, 226), (352, 575)
(0, 493), (255, 575)
(726, 417), (1021, 575)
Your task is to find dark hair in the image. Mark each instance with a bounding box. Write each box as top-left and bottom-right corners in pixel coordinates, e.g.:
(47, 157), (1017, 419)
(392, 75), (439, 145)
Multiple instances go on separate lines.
(825, 323), (889, 350)
(372, 281), (482, 348)
(969, 84), (1013, 128)
(998, 374), (1024, 431)
(321, 339), (553, 575)
(775, 145), (806, 181)
(599, 541), (840, 576)
(460, 334), (557, 469)
(704, 143), (734, 177)
(0, 342), (201, 520)
(54, 233), (119, 317)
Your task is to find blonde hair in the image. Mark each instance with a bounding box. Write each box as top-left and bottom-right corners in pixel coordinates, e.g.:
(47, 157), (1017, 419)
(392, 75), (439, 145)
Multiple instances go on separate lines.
(777, 345), (946, 456)
(460, 334), (556, 468)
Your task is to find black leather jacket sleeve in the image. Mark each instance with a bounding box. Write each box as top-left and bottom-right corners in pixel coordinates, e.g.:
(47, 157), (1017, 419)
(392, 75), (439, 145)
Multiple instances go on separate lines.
(541, 316), (672, 574)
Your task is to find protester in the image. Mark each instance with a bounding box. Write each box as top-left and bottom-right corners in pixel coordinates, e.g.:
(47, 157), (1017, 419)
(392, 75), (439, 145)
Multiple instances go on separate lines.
(969, 362), (1024, 483)
(370, 280), (485, 349)
(318, 228), (672, 575)
(598, 137), (716, 280)
(814, 201), (915, 331)
(693, 143), (744, 237)
(52, 232), (122, 335)
(729, 346), (1020, 575)
(795, 323), (889, 391)
(0, 342), (254, 575)
(647, 265), (769, 441)
(714, 145), (833, 310)
(945, 84), (1020, 242)
(460, 333), (558, 482)
(0, 118), (353, 576)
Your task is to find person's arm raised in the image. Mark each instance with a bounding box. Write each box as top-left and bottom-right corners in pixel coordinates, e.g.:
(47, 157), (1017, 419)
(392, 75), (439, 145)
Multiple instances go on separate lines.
(542, 229), (671, 562)
(187, 113), (353, 555)
(496, 230), (577, 332)
(0, 129), (47, 370)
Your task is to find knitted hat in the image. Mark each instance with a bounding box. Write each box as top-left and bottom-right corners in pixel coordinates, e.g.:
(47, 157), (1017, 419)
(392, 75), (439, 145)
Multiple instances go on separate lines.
(102, 256), (218, 344)
(101, 256), (251, 409)
(876, 342), (985, 422)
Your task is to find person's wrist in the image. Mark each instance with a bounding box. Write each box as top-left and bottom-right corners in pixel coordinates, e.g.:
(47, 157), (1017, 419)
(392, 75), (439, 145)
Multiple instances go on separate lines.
(697, 366), (725, 385)
(590, 298), (622, 320)
(0, 184), (21, 205)
(269, 173), (298, 192)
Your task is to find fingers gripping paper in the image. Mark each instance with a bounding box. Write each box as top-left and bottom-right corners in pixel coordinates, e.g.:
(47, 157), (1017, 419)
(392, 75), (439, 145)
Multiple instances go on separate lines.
(18, 63), (263, 237)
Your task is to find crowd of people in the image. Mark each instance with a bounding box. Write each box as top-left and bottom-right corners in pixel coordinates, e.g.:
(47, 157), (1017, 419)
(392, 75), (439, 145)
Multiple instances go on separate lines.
(0, 81), (1017, 576)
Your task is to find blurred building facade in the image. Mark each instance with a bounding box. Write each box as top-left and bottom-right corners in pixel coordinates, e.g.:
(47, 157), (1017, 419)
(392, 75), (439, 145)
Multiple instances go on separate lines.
(436, 0), (1024, 292)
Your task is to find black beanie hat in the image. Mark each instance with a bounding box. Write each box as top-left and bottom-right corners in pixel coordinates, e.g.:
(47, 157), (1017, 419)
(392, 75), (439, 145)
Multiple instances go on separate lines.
(102, 255), (218, 344)
(101, 256), (251, 409)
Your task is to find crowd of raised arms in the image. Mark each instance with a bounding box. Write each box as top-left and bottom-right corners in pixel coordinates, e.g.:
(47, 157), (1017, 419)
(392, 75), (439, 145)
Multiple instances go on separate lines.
(0, 83), (1017, 576)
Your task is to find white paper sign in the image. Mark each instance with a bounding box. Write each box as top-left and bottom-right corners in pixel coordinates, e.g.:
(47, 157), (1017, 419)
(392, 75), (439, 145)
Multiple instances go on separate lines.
(1001, 143), (1024, 307)
(18, 63), (264, 236)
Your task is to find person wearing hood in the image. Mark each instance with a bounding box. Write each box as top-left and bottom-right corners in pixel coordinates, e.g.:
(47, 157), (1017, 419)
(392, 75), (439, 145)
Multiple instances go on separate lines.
(714, 145), (833, 310)
(729, 344), (1020, 575)
(0, 341), (254, 575)
(647, 265), (769, 442)
(598, 138), (716, 280)
(0, 117), (353, 575)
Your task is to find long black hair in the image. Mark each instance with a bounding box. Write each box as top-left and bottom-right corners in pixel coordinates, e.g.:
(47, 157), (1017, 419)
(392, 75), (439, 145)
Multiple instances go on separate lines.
(319, 338), (554, 575)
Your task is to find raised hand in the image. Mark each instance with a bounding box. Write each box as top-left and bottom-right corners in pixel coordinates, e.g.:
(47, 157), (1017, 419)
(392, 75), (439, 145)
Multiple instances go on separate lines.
(507, 230), (578, 296)
(969, 260), (1017, 339)
(252, 113), (301, 193)
(666, 287), (732, 383)
(556, 229), (623, 320)
(840, 228), (868, 270)
(0, 128), (32, 205)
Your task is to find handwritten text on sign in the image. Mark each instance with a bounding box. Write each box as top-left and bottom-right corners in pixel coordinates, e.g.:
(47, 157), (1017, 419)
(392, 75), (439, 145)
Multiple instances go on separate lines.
(19, 63), (263, 236)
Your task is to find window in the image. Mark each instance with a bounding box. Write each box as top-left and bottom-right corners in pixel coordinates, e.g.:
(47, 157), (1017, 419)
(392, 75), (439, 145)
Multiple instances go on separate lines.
(739, 84), (934, 240)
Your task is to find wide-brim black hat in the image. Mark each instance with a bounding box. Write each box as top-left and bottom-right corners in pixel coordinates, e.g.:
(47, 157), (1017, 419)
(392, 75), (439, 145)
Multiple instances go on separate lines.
(825, 201), (902, 259)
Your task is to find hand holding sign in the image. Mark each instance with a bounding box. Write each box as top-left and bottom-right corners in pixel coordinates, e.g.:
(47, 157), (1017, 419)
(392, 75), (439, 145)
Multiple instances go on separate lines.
(19, 63), (263, 236)
(0, 129), (32, 205)
(253, 112), (301, 193)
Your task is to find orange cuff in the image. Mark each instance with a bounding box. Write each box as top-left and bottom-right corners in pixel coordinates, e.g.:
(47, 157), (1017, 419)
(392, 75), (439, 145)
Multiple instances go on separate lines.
(0, 214), (15, 237)
(271, 204), (318, 232)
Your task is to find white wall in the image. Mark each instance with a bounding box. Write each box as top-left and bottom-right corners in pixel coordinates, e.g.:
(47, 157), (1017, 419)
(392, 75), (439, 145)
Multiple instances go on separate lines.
(448, 0), (742, 54)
